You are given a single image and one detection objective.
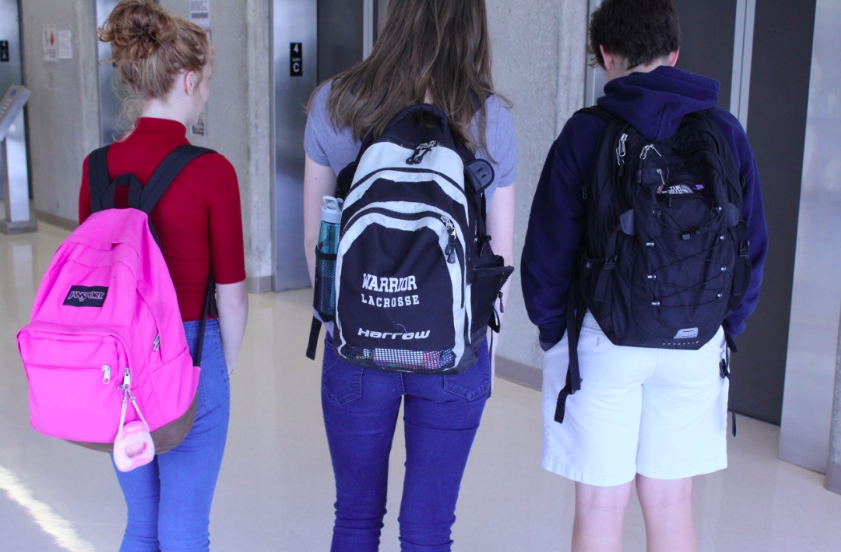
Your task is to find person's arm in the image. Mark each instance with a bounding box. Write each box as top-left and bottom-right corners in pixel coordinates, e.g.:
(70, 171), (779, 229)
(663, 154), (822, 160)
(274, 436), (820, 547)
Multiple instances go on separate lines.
(485, 183), (516, 380)
(205, 155), (248, 375)
(304, 154), (339, 286)
(216, 281), (248, 374)
(521, 116), (601, 350)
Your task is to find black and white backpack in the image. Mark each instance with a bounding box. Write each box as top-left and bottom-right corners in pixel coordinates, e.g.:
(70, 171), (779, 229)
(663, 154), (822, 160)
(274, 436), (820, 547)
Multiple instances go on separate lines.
(325, 104), (513, 374)
(555, 106), (752, 423)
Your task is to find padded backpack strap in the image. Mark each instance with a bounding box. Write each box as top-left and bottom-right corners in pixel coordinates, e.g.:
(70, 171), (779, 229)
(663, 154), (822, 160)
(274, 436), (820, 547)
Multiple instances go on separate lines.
(88, 146), (112, 214)
(140, 145), (216, 214)
(575, 105), (624, 126)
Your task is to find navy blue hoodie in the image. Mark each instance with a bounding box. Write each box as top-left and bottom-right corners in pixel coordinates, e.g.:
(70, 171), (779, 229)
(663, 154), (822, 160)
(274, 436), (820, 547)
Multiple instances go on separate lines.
(521, 66), (768, 349)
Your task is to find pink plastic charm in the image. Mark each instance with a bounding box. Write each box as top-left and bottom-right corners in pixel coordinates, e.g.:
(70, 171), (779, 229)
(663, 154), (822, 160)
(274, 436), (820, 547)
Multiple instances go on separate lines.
(113, 421), (155, 472)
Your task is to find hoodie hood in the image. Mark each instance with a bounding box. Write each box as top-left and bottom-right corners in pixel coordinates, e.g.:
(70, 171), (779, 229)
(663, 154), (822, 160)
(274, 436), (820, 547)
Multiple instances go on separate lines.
(597, 65), (720, 142)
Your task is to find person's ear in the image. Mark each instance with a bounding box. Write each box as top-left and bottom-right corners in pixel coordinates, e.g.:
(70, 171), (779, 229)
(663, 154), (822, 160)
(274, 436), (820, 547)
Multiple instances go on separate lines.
(667, 50), (680, 67)
(183, 70), (198, 96)
(599, 45), (616, 71)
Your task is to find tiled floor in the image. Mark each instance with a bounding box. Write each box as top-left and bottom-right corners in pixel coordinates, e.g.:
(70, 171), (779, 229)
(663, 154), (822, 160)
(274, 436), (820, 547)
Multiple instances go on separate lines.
(2, 220), (841, 551)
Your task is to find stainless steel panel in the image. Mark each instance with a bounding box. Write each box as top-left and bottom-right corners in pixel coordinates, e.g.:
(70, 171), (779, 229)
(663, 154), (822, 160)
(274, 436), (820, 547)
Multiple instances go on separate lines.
(1, 86), (36, 234)
(96, 0), (122, 145)
(730, 0), (755, 130)
(779, 0), (841, 473)
(0, 0), (23, 96)
(272, 0), (317, 291)
(584, 0), (604, 107)
(0, 0), (24, 202)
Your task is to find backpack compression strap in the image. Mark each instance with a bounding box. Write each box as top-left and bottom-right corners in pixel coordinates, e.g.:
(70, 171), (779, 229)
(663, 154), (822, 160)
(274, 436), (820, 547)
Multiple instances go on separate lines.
(554, 276), (586, 424)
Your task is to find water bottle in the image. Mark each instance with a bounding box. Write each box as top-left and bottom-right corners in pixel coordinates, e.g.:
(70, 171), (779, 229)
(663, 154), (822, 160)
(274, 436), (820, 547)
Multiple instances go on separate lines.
(313, 196), (342, 319)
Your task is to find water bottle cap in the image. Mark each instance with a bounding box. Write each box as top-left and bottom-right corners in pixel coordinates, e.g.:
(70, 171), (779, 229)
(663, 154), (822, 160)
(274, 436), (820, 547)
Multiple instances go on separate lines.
(321, 196), (343, 224)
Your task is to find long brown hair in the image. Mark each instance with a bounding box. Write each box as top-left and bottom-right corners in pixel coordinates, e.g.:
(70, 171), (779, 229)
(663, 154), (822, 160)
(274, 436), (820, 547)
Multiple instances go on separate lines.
(310, 0), (505, 155)
(99, 0), (212, 127)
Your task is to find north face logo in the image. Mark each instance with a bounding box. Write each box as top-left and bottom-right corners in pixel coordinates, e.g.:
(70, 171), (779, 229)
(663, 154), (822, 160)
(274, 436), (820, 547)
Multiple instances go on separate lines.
(63, 286), (108, 308)
(674, 328), (699, 339)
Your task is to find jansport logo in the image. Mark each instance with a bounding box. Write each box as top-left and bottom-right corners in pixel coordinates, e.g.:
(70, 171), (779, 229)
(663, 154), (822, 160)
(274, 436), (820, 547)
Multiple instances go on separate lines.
(63, 286), (108, 308)
(358, 328), (430, 340)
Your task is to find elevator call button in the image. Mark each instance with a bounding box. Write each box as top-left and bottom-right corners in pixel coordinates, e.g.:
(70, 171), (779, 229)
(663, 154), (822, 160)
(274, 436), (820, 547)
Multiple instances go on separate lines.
(290, 43), (303, 77)
(0, 41), (9, 63)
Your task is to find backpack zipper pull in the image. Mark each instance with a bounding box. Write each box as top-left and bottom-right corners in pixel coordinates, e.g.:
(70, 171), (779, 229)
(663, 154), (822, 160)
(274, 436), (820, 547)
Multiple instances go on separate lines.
(442, 217), (457, 264)
(122, 369), (131, 391)
(640, 144), (662, 160)
(102, 365), (111, 385)
(615, 134), (628, 166)
(406, 140), (437, 165)
(616, 133), (628, 177)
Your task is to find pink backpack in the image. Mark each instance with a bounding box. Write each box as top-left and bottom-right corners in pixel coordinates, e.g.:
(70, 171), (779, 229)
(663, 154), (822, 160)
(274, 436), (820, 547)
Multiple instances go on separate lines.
(17, 145), (215, 455)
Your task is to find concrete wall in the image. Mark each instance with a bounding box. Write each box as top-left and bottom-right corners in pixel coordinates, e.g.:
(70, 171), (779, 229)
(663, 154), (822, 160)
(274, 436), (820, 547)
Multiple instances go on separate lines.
(21, 0), (100, 226)
(159, 0), (273, 292)
(487, 0), (588, 372)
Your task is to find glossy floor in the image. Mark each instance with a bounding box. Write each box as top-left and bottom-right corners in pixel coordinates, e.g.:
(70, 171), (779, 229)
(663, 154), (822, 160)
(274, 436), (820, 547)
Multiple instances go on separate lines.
(2, 220), (841, 552)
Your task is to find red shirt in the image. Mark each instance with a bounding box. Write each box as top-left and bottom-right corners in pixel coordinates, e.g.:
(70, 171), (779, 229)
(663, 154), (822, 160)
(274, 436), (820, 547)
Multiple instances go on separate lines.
(79, 118), (246, 321)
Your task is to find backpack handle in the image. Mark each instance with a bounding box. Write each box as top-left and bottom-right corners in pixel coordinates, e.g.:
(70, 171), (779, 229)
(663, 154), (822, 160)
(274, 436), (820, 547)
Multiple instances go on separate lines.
(385, 103), (450, 136)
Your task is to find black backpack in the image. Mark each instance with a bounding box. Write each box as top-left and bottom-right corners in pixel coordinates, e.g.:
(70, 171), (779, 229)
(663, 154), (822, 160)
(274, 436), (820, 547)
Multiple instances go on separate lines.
(554, 106), (752, 423)
(315, 104), (513, 374)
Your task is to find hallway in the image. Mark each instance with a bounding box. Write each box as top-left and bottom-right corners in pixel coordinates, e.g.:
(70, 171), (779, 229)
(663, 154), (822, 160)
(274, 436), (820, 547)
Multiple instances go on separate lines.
(2, 218), (840, 551)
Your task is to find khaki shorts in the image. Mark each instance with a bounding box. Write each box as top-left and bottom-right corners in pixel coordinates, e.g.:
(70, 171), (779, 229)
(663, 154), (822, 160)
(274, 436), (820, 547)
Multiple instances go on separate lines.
(542, 312), (729, 487)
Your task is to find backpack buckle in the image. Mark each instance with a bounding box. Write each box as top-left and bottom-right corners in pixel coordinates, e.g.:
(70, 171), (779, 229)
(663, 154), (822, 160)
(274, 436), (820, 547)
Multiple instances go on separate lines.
(739, 241), (750, 258)
(603, 256), (617, 270)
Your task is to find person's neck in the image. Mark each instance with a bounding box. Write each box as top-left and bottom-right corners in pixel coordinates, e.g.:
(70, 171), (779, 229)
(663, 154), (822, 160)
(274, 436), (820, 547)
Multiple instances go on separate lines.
(141, 99), (191, 128)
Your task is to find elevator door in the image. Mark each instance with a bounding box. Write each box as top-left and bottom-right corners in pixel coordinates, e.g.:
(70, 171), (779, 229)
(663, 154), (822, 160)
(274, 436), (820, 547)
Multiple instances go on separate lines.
(96, 0), (123, 145)
(272, 0), (370, 292)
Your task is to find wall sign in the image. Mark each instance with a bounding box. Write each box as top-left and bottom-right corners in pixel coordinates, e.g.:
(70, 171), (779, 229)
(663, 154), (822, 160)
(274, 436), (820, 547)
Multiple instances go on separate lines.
(42, 25), (57, 62)
(0, 41), (9, 63)
(290, 43), (303, 77)
(190, 0), (211, 29)
(58, 30), (73, 60)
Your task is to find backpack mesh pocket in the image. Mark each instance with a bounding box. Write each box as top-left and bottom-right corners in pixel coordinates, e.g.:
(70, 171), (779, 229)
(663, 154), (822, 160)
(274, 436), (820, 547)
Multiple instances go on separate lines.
(470, 257), (514, 340)
(314, 249), (337, 320)
(340, 345), (456, 372)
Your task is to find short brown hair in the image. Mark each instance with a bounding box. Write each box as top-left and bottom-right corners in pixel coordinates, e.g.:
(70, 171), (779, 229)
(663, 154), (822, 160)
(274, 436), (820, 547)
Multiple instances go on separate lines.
(589, 0), (681, 70)
(99, 0), (212, 125)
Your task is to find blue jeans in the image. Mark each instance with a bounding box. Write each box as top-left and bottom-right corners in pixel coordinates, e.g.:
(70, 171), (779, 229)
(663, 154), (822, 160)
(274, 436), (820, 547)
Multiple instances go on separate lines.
(322, 336), (491, 552)
(113, 319), (230, 552)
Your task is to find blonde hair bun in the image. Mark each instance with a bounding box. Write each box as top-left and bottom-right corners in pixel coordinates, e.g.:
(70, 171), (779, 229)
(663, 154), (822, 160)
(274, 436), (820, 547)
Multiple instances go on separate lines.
(99, 0), (179, 63)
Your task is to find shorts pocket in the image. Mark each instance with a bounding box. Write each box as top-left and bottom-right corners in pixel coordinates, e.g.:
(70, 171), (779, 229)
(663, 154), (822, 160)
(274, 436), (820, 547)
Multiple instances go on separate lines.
(443, 350), (491, 401)
(322, 341), (364, 406)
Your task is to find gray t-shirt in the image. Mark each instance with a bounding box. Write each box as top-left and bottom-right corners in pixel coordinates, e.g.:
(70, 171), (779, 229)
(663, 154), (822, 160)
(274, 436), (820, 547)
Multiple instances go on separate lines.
(304, 81), (518, 207)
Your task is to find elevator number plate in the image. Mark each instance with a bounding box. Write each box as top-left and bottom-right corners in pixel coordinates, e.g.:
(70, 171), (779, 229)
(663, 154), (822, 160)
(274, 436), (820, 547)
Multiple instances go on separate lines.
(290, 43), (303, 77)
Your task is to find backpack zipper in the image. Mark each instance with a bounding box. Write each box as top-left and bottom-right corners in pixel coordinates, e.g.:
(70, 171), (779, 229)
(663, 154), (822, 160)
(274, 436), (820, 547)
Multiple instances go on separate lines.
(102, 365), (111, 384)
(406, 141), (438, 165)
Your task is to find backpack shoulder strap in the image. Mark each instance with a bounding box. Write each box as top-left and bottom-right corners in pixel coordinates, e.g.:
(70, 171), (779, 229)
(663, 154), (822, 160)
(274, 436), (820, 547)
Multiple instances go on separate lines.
(140, 145), (216, 214)
(88, 145), (112, 214)
(574, 105), (625, 127)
